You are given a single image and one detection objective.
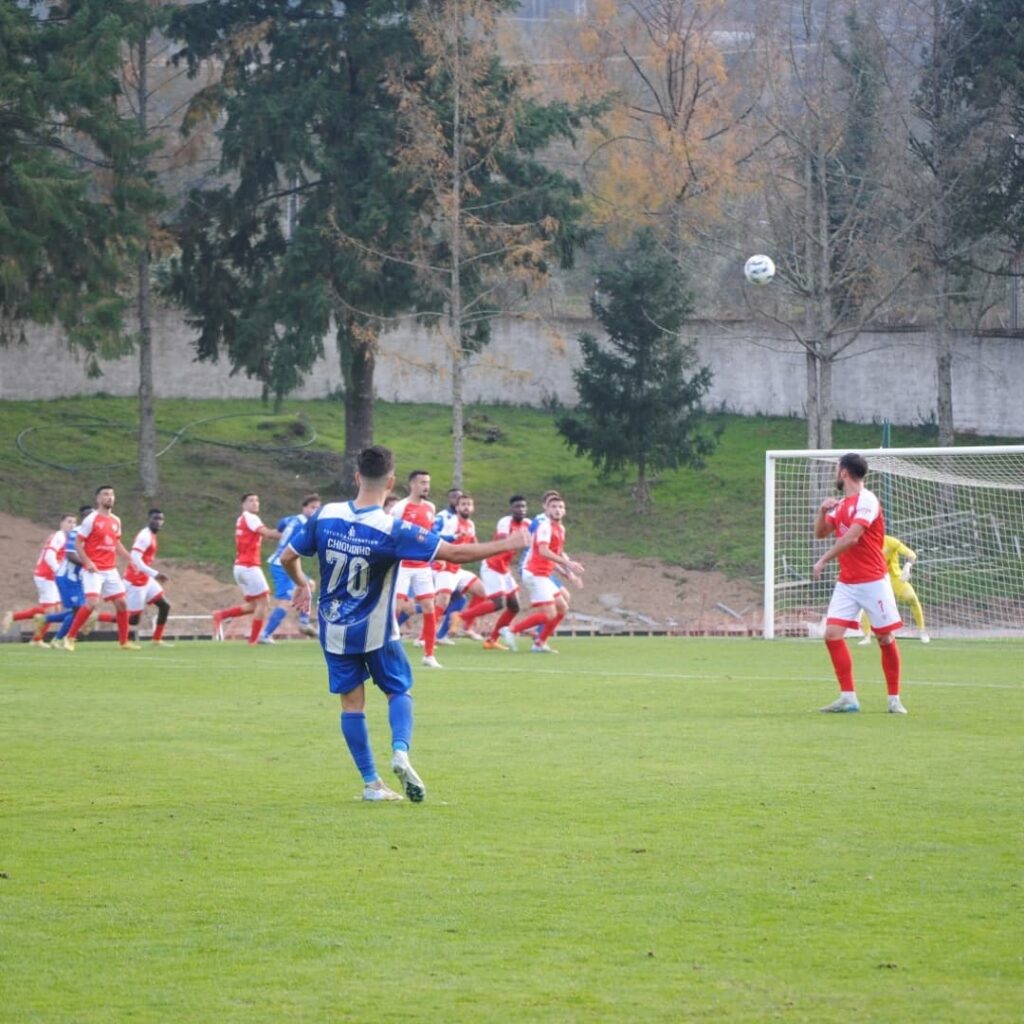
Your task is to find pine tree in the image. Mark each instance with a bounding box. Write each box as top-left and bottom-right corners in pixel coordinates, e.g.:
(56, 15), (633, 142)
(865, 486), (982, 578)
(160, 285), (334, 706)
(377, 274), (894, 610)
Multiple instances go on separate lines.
(557, 231), (719, 512)
(167, 0), (424, 487)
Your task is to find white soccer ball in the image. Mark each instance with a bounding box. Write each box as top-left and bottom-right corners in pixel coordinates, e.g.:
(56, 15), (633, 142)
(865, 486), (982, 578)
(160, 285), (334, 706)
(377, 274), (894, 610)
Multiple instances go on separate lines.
(744, 254), (776, 286)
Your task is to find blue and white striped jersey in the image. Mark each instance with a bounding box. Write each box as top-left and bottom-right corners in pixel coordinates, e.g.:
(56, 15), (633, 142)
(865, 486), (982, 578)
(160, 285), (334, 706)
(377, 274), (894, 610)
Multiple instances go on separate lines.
(287, 501), (442, 654)
(268, 513), (307, 567)
(57, 527), (83, 584)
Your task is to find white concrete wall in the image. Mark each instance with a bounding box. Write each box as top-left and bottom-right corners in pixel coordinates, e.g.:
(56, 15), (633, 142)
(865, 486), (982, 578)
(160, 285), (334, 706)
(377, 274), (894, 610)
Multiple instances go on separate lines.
(1, 306), (1022, 436)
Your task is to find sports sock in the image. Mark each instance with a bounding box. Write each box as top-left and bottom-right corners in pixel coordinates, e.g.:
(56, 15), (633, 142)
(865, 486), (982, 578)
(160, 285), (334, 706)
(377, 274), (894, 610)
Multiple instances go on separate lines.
(219, 605), (248, 620)
(66, 605), (92, 639)
(263, 607), (287, 638)
(53, 611), (75, 639)
(825, 637), (855, 693)
(539, 612), (564, 643)
(116, 608), (129, 645)
(511, 610), (549, 635)
(880, 639), (901, 696)
(396, 609), (410, 627)
(152, 621), (166, 642)
(489, 607), (515, 640)
(341, 712), (377, 783)
(98, 612), (117, 623)
(249, 618), (264, 643)
(422, 610), (437, 656)
(388, 693), (414, 752)
(460, 597), (497, 625)
(437, 592), (466, 639)
(13, 606), (46, 622)
(128, 611), (141, 642)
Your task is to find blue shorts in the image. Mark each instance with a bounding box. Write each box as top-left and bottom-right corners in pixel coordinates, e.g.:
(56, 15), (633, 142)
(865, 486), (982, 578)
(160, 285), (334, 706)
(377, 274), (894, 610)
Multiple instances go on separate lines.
(324, 639), (414, 697)
(56, 577), (84, 610)
(269, 564), (294, 601)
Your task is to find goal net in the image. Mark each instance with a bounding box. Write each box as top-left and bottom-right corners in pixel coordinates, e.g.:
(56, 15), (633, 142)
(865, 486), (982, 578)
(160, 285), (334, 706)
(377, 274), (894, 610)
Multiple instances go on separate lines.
(764, 446), (1024, 639)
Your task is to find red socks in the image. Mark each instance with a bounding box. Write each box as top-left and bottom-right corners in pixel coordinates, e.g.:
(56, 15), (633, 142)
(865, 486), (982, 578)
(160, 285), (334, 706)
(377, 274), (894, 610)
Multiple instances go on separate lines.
(421, 611), (436, 657)
(880, 640), (901, 696)
(489, 607), (516, 640)
(539, 613), (564, 643)
(152, 622), (165, 642)
(460, 598), (497, 625)
(511, 611), (549, 635)
(14, 606), (46, 621)
(825, 638), (855, 692)
(248, 618), (264, 644)
(67, 605), (93, 639)
(116, 608), (129, 645)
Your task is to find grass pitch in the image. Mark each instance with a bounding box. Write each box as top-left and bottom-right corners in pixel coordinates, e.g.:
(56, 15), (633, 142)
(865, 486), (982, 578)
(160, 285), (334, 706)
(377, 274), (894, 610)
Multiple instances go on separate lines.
(1, 637), (1021, 1023)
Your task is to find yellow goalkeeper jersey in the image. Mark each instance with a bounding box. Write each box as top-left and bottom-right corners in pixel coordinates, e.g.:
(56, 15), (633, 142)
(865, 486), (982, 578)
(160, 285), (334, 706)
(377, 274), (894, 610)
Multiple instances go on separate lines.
(882, 535), (915, 581)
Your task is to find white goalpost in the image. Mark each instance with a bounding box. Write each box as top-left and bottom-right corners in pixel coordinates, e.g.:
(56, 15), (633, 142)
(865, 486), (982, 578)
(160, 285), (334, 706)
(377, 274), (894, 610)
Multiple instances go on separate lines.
(763, 446), (1024, 639)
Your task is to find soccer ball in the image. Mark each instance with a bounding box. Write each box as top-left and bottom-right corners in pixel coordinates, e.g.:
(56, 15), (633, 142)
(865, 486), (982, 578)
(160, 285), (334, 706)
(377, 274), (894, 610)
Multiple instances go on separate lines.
(744, 254), (775, 286)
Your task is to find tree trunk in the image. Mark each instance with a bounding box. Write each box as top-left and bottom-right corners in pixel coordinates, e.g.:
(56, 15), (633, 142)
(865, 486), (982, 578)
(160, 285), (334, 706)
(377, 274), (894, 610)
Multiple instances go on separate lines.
(133, 34), (159, 498)
(936, 287), (955, 445)
(338, 315), (376, 494)
(805, 346), (820, 449)
(449, 12), (465, 489)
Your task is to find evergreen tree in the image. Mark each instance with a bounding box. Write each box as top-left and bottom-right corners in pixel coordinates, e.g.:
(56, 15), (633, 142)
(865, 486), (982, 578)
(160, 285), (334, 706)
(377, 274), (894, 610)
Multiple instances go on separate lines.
(0, 0), (149, 365)
(167, 0), (423, 486)
(557, 231), (719, 512)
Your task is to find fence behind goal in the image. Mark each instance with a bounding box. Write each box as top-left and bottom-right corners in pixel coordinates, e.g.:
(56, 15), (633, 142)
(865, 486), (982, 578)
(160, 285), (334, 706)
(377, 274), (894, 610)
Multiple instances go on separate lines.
(764, 446), (1024, 639)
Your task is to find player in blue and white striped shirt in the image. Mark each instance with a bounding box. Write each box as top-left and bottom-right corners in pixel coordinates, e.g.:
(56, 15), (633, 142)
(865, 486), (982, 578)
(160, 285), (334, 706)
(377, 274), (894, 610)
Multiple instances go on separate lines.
(260, 494), (321, 643)
(282, 445), (528, 804)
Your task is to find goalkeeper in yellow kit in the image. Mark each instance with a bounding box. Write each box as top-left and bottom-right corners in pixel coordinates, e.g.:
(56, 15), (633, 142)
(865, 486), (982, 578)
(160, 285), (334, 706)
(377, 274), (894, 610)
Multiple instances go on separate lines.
(859, 535), (929, 645)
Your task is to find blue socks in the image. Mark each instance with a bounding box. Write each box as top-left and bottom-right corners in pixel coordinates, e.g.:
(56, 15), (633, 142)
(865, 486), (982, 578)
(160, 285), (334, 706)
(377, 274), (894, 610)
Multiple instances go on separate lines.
(437, 592), (466, 639)
(388, 693), (414, 752)
(341, 712), (377, 783)
(263, 606), (287, 639)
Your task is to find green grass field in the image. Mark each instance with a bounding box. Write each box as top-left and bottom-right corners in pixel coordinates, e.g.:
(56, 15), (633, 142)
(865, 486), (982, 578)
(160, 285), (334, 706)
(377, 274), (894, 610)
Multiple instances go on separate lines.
(2, 637), (1020, 1023)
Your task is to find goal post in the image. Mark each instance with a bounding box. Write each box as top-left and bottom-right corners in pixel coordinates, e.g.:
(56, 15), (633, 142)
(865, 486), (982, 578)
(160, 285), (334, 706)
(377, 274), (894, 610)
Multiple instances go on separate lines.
(763, 446), (1024, 639)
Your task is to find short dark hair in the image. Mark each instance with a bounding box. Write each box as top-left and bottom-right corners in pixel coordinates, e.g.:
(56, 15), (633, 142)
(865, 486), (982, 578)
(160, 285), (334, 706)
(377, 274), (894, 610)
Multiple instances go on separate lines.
(839, 453), (869, 480)
(301, 493), (320, 509)
(447, 487), (462, 497)
(78, 505), (94, 517)
(149, 508), (163, 517)
(361, 446), (396, 481)
(241, 492), (258, 503)
(509, 494), (526, 504)
(408, 468), (429, 482)
(94, 485), (114, 497)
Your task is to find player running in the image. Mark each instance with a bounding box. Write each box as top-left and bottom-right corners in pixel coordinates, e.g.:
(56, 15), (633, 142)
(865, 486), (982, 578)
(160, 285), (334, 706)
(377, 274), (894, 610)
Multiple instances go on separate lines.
(212, 494), (280, 643)
(501, 492), (583, 653)
(858, 534), (929, 645)
(391, 470), (442, 668)
(124, 509), (172, 646)
(280, 445), (529, 803)
(812, 453), (907, 714)
(260, 494), (322, 643)
(63, 486), (134, 650)
(456, 495), (532, 649)
(2, 513), (77, 646)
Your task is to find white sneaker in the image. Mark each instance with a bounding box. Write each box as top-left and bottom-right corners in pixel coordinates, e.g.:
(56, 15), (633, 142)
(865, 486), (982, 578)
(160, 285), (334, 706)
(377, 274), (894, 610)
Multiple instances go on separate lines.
(391, 751), (425, 803)
(920, 633), (930, 644)
(421, 655), (443, 669)
(461, 629), (485, 641)
(413, 638), (425, 648)
(530, 643), (558, 654)
(820, 694), (861, 713)
(857, 636), (871, 646)
(362, 780), (404, 802)
(257, 636), (276, 645)
(436, 636), (456, 646)
(888, 697), (909, 715)
(1, 611), (13, 633)
(499, 626), (517, 652)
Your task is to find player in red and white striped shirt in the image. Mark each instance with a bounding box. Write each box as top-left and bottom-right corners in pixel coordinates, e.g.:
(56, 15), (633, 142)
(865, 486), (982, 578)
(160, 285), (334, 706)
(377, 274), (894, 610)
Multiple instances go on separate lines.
(212, 494), (280, 643)
(812, 453), (906, 714)
(2, 513), (76, 646)
(63, 485), (134, 650)
(502, 492), (584, 653)
(125, 509), (172, 645)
